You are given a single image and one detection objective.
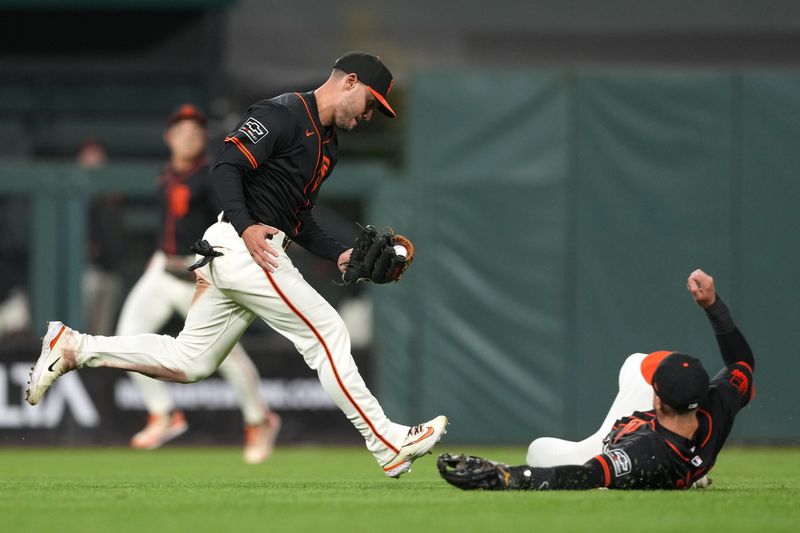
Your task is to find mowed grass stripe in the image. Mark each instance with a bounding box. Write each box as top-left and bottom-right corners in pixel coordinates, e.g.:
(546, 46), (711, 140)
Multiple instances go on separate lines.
(0, 447), (797, 532)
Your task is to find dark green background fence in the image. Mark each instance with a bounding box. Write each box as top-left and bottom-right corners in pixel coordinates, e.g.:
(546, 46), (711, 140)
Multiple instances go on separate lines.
(373, 69), (800, 444)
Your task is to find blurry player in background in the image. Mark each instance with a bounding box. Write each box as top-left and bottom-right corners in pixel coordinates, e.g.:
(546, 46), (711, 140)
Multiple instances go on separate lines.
(78, 138), (125, 337)
(117, 105), (280, 463)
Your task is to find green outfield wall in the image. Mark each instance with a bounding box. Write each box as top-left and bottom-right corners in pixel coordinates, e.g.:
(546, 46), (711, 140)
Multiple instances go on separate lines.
(373, 69), (800, 444)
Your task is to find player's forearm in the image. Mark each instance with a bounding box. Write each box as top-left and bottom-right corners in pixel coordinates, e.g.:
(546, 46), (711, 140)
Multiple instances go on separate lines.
(507, 463), (606, 490)
(292, 212), (348, 261)
(210, 162), (256, 236)
(705, 297), (755, 370)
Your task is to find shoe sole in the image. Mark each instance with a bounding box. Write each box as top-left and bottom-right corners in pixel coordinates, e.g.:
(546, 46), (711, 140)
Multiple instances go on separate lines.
(26, 322), (65, 406)
(384, 416), (448, 478)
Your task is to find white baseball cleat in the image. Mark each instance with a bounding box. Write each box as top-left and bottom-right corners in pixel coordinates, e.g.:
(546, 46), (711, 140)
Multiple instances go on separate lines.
(26, 321), (77, 406)
(382, 415), (448, 478)
(130, 411), (189, 449)
(243, 411), (282, 464)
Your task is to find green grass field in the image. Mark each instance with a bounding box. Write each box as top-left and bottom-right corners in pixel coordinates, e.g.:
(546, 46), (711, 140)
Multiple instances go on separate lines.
(1, 446), (798, 532)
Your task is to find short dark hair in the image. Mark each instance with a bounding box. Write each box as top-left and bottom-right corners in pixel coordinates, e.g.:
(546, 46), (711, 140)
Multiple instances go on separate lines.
(659, 401), (695, 416)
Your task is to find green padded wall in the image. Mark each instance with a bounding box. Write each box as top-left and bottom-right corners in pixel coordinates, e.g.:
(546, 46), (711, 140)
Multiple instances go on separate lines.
(374, 69), (800, 443)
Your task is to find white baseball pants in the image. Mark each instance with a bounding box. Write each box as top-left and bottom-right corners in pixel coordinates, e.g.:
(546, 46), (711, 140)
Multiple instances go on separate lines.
(526, 352), (665, 467)
(74, 220), (408, 464)
(116, 251), (265, 425)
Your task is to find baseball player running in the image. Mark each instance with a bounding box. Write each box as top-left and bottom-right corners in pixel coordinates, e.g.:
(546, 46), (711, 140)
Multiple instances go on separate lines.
(27, 52), (447, 478)
(120, 104), (279, 463)
(439, 269), (754, 490)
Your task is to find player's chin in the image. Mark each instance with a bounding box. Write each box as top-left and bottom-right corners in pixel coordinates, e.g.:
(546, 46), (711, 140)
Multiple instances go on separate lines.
(335, 118), (359, 132)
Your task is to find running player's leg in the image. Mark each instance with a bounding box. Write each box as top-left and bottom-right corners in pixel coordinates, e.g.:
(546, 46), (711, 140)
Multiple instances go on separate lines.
(218, 344), (281, 463)
(172, 276), (270, 430)
(526, 352), (659, 466)
(216, 345), (267, 425)
(117, 252), (181, 415)
(69, 271), (255, 383)
(206, 222), (408, 466)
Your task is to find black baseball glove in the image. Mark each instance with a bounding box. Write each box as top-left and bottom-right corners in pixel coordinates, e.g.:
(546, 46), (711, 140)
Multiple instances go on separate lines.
(341, 225), (414, 285)
(437, 453), (512, 491)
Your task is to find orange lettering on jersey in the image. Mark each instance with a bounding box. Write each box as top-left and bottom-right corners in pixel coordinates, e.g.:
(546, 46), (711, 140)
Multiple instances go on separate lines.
(310, 155), (331, 192)
(170, 184), (191, 218)
(729, 369), (749, 396)
(612, 418), (648, 444)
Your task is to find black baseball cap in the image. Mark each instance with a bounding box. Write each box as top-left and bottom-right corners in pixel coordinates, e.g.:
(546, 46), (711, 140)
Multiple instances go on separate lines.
(167, 103), (207, 127)
(652, 352), (710, 411)
(333, 51), (396, 118)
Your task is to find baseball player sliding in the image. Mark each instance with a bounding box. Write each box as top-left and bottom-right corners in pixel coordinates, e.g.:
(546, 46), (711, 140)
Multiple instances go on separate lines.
(119, 105), (279, 463)
(27, 52), (447, 478)
(438, 269), (755, 490)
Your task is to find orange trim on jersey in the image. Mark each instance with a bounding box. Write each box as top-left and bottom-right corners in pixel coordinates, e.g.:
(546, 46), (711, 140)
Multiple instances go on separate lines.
(640, 351), (672, 384)
(225, 136), (258, 169)
(664, 439), (692, 462)
(737, 361), (753, 374)
(698, 408), (713, 448)
(594, 455), (611, 487)
(293, 93), (322, 194)
(262, 269), (399, 455)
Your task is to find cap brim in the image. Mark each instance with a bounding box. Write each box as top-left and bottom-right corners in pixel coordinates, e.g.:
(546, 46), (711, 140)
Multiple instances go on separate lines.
(367, 86), (396, 118)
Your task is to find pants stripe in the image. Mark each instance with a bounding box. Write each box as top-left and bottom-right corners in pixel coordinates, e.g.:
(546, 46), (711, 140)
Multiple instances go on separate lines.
(263, 270), (399, 455)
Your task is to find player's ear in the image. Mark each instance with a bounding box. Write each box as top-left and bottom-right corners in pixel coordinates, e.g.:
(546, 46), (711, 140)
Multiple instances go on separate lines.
(345, 73), (358, 90)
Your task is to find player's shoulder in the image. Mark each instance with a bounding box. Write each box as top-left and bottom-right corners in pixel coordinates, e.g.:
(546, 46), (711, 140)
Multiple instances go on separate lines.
(243, 98), (294, 122)
(231, 97), (300, 145)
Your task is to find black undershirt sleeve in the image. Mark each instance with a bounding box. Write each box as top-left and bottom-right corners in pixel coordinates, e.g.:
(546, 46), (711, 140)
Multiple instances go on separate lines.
(705, 297), (755, 370)
(209, 161), (256, 236)
(292, 210), (349, 261)
(508, 462), (606, 490)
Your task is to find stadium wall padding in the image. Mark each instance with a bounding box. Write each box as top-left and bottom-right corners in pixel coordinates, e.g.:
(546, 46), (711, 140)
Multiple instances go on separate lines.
(373, 69), (800, 443)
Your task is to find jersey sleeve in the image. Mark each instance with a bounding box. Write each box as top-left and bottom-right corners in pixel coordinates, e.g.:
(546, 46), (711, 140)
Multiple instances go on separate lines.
(219, 104), (297, 169)
(708, 361), (755, 416)
(592, 438), (675, 490)
(211, 104), (297, 235)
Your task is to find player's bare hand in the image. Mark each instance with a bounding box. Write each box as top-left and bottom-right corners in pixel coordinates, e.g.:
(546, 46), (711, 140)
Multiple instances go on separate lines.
(337, 248), (352, 274)
(687, 269), (716, 308)
(242, 224), (280, 272)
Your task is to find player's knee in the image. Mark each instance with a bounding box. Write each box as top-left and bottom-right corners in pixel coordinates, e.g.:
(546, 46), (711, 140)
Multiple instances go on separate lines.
(179, 359), (217, 383)
(526, 440), (537, 466)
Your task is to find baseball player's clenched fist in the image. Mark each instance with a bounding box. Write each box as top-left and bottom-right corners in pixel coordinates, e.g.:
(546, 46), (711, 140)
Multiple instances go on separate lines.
(687, 269), (716, 309)
(242, 224), (280, 272)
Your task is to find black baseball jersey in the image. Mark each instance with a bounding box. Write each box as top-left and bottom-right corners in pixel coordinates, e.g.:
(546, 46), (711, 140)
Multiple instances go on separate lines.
(157, 157), (219, 255)
(591, 357), (754, 490)
(210, 91), (347, 261)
